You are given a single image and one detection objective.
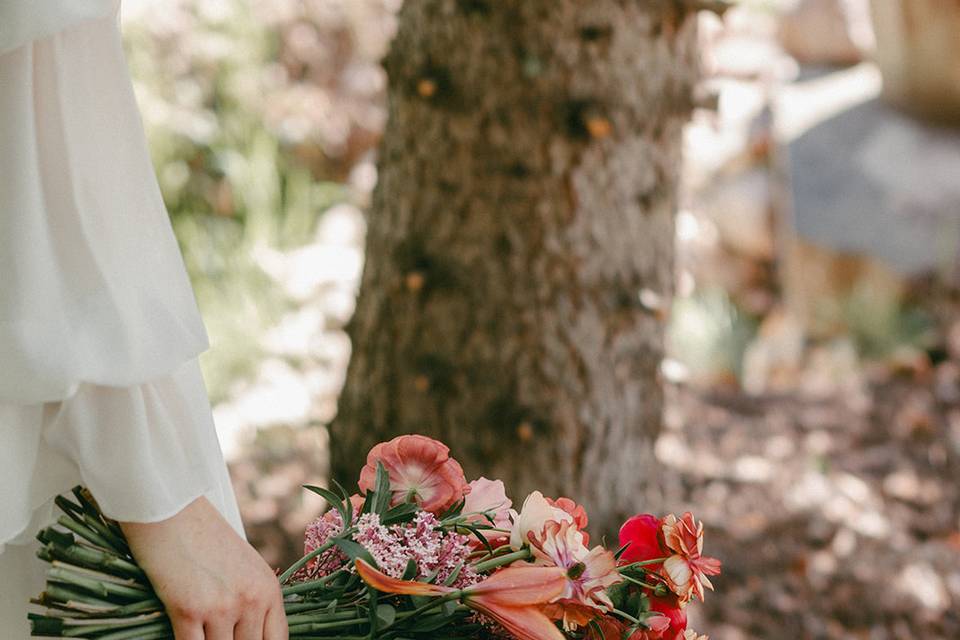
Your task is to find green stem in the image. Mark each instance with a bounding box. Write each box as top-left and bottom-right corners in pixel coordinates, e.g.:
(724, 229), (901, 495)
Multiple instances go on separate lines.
(94, 620), (172, 640)
(473, 548), (531, 573)
(57, 516), (115, 552)
(287, 618), (368, 633)
(284, 610), (363, 625)
(395, 591), (463, 622)
(612, 608), (642, 624)
(619, 574), (661, 591)
(618, 557), (669, 569)
(281, 570), (345, 596)
(278, 541), (336, 584)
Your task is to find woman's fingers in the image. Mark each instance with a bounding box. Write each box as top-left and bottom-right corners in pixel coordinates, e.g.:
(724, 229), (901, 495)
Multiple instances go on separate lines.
(204, 618), (237, 640)
(234, 608), (267, 640)
(170, 617), (204, 640)
(264, 602), (289, 640)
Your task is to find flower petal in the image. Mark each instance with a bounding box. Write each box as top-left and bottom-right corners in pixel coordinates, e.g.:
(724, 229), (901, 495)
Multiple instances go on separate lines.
(472, 566), (569, 606)
(355, 559), (453, 596)
(471, 600), (566, 640)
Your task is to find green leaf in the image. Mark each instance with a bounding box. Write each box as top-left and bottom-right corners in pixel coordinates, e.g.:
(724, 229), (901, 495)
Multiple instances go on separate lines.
(373, 461), (392, 515)
(332, 537), (376, 567)
(375, 603), (396, 626)
(401, 558), (419, 580)
(450, 523), (492, 553)
(613, 542), (630, 561)
(438, 498), (465, 521)
(382, 502), (419, 526)
(442, 562), (463, 586)
(303, 485), (349, 526)
(406, 612), (460, 632)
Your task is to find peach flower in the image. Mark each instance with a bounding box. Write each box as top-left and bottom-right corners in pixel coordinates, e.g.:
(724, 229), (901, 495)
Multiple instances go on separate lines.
(358, 434), (469, 513)
(546, 496), (590, 545)
(509, 491), (574, 550)
(660, 513), (721, 604)
(529, 519), (622, 631)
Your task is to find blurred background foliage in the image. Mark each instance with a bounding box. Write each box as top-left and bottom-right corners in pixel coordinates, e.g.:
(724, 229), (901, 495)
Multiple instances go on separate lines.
(123, 0), (394, 402)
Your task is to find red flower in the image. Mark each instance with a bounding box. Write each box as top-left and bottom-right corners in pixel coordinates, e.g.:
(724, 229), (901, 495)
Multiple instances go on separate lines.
(618, 514), (667, 568)
(358, 434), (469, 513)
(649, 593), (686, 636)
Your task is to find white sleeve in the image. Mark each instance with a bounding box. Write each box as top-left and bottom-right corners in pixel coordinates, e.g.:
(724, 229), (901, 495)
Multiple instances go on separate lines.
(0, 360), (245, 547)
(0, 0), (117, 55)
(0, 8), (243, 541)
(0, 4), (209, 404)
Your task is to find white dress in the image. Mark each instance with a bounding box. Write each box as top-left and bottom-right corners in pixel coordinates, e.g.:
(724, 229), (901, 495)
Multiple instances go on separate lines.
(0, 2), (244, 636)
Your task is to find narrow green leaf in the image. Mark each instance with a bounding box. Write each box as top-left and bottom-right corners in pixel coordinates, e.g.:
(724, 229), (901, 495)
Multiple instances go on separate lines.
(375, 603), (396, 626)
(373, 461), (392, 515)
(303, 485), (349, 525)
(332, 537), (376, 567)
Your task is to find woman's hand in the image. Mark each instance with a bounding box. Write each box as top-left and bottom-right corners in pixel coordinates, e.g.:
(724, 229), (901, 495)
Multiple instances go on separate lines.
(120, 497), (287, 640)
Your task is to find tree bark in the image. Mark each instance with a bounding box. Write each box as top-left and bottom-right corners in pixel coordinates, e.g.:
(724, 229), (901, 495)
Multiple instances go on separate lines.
(332, 0), (699, 536)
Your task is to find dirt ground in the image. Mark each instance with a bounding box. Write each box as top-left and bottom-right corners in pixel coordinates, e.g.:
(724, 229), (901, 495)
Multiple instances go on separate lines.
(672, 374), (960, 639)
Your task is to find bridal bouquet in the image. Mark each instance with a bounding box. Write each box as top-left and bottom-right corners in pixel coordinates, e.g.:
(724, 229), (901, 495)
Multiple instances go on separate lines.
(30, 434), (720, 639)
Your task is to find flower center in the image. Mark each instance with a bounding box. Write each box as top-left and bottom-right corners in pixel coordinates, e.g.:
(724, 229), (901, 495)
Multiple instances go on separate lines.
(567, 562), (586, 580)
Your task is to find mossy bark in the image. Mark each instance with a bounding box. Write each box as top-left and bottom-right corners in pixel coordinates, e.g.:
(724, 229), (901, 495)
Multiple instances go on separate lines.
(332, 0), (699, 536)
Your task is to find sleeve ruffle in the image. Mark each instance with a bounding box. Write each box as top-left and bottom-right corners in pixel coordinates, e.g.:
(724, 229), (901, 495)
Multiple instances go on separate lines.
(0, 360), (245, 549)
(0, 4), (208, 404)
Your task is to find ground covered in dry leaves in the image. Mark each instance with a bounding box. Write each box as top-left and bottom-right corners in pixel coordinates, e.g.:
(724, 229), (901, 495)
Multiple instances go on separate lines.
(673, 369), (960, 639)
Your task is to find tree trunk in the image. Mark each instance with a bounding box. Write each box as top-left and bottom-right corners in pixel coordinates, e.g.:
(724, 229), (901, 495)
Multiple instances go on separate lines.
(332, 0), (699, 536)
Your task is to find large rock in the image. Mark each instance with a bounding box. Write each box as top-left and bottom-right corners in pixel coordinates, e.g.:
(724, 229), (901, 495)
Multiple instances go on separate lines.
(778, 0), (874, 66)
(871, 0), (960, 122)
(778, 65), (960, 336)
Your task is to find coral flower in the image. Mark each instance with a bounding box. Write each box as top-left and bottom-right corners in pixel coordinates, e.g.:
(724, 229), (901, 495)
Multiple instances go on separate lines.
(358, 434), (469, 513)
(660, 513), (721, 604)
(583, 614), (671, 640)
(584, 616), (628, 640)
(462, 477), (513, 545)
(510, 491), (574, 550)
(356, 559), (567, 640)
(546, 496), (590, 544)
(529, 519), (622, 630)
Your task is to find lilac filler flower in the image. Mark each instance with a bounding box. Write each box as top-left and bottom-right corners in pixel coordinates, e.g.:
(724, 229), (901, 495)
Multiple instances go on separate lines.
(356, 512), (481, 588)
(299, 509), (349, 580)
(299, 508), (481, 587)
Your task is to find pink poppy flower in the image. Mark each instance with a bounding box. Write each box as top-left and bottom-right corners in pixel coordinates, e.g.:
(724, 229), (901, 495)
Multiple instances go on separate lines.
(358, 434), (470, 513)
(660, 513), (721, 604)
